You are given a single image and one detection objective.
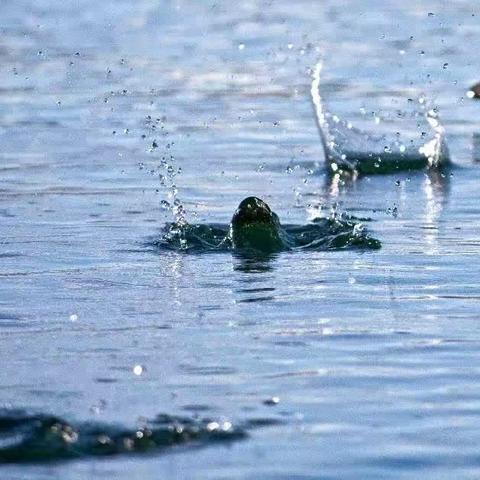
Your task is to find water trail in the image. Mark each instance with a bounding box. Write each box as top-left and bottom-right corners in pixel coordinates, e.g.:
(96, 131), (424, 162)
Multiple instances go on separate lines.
(311, 62), (450, 175)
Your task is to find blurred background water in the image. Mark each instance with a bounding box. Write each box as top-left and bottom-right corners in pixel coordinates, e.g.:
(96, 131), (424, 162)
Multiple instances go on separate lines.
(2, 0), (480, 478)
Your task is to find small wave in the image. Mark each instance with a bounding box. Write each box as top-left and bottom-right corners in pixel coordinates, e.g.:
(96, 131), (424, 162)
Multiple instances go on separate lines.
(152, 214), (380, 253)
(0, 410), (254, 464)
(311, 62), (450, 174)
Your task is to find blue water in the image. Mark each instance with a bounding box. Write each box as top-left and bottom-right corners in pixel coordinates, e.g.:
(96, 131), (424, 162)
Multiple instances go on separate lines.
(2, 0), (480, 478)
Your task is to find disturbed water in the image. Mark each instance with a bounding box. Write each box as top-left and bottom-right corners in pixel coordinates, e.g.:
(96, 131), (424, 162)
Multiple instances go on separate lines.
(156, 214), (381, 253)
(2, 0), (480, 478)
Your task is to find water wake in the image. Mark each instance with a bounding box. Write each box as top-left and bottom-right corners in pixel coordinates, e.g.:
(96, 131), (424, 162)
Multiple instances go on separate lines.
(311, 62), (450, 174)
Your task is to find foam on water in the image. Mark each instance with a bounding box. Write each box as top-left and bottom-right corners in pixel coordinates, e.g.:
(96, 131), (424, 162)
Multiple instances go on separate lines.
(311, 62), (450, 174)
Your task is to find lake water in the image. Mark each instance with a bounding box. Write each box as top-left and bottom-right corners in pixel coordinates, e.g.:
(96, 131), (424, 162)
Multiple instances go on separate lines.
(2, 0), (480, 478)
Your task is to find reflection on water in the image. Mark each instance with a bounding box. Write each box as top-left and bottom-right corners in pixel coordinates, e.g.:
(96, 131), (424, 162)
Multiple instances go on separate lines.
(422, 169), (450, 255)
(232, 252), (277, 274)
(473, 133), (480, 163)
(233, 253), (277, 303)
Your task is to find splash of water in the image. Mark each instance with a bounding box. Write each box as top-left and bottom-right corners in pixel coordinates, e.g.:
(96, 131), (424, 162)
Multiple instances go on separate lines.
(153, 213), (380, 254)
(143, 116), (188, 247)
(310, 62), (450, 175)
(141, 117), (186, 222)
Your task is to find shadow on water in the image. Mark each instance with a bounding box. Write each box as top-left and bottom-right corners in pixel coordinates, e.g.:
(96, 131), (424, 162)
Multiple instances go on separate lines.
(0, 410), (280, 464)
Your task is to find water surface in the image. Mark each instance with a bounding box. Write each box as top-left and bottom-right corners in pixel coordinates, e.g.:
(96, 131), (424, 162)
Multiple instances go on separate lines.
(2, 0), (480, 478)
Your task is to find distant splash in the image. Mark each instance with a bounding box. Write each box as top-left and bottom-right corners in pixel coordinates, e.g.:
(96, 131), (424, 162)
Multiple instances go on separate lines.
(153, 214), (381, 253)
(0, 410), (267, 463)
(311, 62), (450, 174)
